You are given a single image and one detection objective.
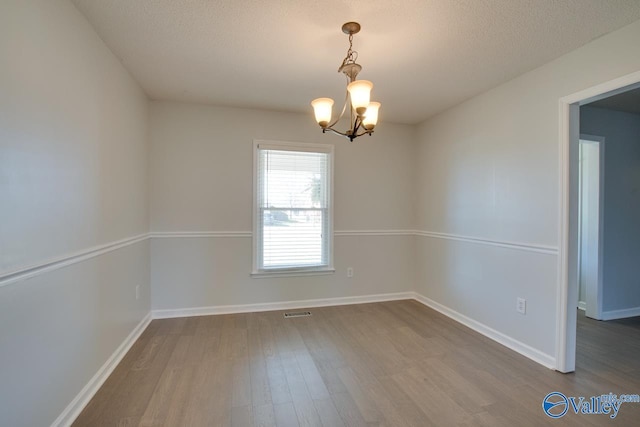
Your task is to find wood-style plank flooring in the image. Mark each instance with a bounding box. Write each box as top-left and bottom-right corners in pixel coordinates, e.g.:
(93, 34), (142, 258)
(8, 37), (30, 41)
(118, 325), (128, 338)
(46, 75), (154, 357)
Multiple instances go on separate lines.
(73, 301), (640, 426)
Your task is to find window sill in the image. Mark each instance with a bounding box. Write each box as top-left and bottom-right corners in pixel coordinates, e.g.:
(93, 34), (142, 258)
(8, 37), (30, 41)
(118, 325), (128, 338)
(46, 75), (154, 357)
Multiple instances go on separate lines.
(251, 268), (335, 279)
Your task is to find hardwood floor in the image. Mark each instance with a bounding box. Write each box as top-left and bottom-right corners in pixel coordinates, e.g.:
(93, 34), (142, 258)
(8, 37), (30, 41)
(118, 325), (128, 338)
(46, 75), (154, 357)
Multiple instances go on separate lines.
(73, 301), (640, 426)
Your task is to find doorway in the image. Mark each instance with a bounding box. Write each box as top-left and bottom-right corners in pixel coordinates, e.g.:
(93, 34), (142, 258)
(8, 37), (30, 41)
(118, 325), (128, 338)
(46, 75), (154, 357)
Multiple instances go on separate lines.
(556, 71), (640, 373)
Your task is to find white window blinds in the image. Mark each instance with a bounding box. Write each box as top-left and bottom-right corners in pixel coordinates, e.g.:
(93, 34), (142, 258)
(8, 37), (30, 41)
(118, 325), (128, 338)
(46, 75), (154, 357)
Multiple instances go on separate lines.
(254, 142), (333, 273)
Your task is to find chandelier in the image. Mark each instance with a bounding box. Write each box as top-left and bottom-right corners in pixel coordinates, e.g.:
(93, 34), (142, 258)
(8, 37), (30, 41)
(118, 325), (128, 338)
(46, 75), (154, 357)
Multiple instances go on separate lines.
(311, 22), (380, 142)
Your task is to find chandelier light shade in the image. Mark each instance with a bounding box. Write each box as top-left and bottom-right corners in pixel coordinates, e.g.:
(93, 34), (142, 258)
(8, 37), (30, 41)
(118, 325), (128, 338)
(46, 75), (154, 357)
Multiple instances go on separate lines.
(362, 101), (380, 130)
(311, 22), (381, 142)
(311, 98), (334, 127)
(347, 80), (373, 115)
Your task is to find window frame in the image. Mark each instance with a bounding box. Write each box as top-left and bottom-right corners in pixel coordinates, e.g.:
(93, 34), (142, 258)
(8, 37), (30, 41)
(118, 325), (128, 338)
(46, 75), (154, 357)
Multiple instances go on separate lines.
(251, 140), (335, 278)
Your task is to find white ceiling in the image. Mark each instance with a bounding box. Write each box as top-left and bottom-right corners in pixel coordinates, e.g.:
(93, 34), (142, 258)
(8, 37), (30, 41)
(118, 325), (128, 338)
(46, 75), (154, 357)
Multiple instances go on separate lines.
(71, 0), (640, 124)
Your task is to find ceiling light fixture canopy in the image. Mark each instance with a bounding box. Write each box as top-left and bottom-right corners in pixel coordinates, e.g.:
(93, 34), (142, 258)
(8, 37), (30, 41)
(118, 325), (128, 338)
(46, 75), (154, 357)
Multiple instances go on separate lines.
(311, 22), (380, 142)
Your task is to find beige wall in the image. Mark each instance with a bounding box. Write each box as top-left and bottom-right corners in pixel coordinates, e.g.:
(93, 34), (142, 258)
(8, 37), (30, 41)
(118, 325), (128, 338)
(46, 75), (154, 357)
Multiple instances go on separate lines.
(150, 103), (416, 232)
(415, 19), (640, 359)
(0, 1), (150, 426)
(149, 102), (416, 310)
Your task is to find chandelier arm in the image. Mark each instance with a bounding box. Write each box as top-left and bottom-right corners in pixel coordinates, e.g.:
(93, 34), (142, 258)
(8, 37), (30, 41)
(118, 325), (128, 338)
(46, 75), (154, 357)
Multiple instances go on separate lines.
(348, 73), (356, 134)
(323, 127), (349, 138)
(323, 125), (373, 142)
(350, 106), (354, 133)
(350, 116), (375, 138)
(352, 115), (363, 134)
(326, 83), (350, 129)
(324, 127), (367, 142)
(347, 129), (372, 142)
(354, 129), (373, 137)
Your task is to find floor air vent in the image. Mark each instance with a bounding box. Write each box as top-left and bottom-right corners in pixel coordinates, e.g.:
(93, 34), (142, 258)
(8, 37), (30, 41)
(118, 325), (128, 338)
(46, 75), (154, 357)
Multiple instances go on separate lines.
(284, 311), (312, 318)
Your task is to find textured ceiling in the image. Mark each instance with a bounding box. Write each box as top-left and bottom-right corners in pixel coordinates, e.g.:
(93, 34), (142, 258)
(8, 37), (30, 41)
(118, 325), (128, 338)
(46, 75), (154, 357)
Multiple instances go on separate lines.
(71, 0), (640, 124)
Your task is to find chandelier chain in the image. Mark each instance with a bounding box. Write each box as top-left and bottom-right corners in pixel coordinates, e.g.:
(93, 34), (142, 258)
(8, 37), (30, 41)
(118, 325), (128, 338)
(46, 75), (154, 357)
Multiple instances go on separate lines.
(340, 33), (358, 70)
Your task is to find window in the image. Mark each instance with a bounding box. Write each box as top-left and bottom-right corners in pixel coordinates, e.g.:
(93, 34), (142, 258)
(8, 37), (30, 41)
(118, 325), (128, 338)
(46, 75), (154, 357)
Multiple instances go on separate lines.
(252, 140), (334, 276)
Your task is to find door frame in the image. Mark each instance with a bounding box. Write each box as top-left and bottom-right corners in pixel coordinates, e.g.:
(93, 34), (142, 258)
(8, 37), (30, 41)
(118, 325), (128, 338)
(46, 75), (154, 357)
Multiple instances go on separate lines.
(556, 70), (640, 373)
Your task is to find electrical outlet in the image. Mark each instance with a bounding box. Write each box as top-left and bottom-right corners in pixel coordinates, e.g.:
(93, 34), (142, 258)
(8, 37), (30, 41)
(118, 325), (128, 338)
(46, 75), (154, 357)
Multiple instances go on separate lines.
(135, 285), (140, 300)
(516, 297), (526, 314)
(347, 267), (354, 278)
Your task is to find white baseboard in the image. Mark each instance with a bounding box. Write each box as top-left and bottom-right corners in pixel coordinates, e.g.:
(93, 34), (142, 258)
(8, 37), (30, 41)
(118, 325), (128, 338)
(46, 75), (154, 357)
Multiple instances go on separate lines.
(601, 306), (640, 321)
(51, 312), (152, 427)
(55, 290), (560, 426)
(412, 292), (556, 369)
(152, 292), (415, 319)
(52, 292), (411, 424)
(578, 301), (586, 311)
(154, 292), (556, 369)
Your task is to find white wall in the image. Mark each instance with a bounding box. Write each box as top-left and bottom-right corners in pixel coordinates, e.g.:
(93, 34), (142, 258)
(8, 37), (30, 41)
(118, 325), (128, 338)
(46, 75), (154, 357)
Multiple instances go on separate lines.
(3, 6), (640, 426)
(150, 102), (416, 310)
(0, 1), (150, 426)
(415, 20), (640, 360)
(580, 106), (640, 315)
